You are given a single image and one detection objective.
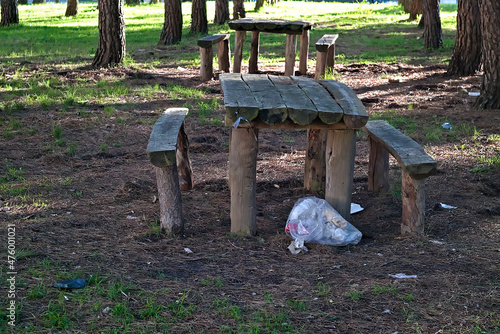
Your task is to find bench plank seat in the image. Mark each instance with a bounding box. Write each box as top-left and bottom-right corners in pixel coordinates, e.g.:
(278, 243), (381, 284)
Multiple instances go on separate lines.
(197, 34), (230, 48)
(316, 34), (338, 52)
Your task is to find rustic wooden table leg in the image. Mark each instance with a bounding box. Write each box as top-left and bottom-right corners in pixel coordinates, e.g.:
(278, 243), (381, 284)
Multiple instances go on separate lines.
(325, 129), (356, 220)
(284, 34), (297, 76)
(229, 127), (259, 235)
(298, 29), (309, 75)
(249, 31), (260, 74)
(304, 128), (327, 192)
(233, 30), (247, 73)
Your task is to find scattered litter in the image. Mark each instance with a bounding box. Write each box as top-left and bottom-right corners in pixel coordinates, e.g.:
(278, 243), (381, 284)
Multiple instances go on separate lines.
(285, 197), (362, 254)
(126, 215), (138, 220)
(54, 278), (89, 289)
(441, 122), (452, 130)
(389, 273), (418, 279)
(468, 92), (480, 97)
(102, 307), (111, 314)
(137, 49), (146, 52)
(350, 203), (364, 214)
(429, 240), (444, 245)
(382, 309), (391, 314)
(439, 203), (457, 209)
(64, 295), (69, 301)
(184, 248), (193, 254)
(177, 66), (187, 71)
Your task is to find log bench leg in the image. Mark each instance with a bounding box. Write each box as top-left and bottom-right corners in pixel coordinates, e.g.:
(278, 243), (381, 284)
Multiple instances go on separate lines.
(367, 136), (390, 192)
(401, 171), (425, 236)
(217, 38), (231, 73)
(314, 44), (336, 80)
(229, 127), (259, 236)
(176, 124), (193, 191)
(298, 29), (310, 75)
(304, 129), (327, 192)
(233, 30), (247, 73)
(325, 129), (356, 220)
(200, 46), (214, 81)
(284, 34), (297, 76)
(156, 164), (184, 235)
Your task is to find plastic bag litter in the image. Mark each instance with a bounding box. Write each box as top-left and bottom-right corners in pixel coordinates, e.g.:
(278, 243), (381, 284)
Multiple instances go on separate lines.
(286, 197), (362, 253)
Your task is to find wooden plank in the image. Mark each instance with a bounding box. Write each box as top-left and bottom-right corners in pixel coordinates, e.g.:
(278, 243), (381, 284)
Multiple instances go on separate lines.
(315, 34), (338, 52)
(268, 75), (317, 125)
(230, 127), (259, 236)
(291, 76), (343, 124)
(225, 117), (349, 130)
(147, 108), (189, 168)
(197, 33), (230, 48)
(363, 120), (437, 180)
(241, 74), (288, 125)
(319, 80), (368, 128)
(220, 73), (260, 122)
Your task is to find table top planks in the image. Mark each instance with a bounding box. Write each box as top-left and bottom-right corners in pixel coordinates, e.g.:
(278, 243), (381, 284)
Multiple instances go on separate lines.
(228, 18), (313, 35)
(220, 74), (368, 129)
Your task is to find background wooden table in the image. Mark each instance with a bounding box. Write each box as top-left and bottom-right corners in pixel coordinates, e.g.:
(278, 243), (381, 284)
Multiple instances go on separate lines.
(220, 73), (368, 235)
(228, 18), (313, 76)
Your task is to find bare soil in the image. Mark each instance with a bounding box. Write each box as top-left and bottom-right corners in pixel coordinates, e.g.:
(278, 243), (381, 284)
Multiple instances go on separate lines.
(1, 62), (499, 333)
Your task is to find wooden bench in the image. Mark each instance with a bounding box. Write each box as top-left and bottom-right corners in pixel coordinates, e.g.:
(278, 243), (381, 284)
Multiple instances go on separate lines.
(362, 120), (437, 236)
(314, 34), (338, 80)
(197, 34), (231, 81)
(147, 108), (193, 235)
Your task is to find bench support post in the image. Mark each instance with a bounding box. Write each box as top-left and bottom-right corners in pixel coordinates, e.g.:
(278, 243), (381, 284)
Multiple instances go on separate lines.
(229, 127), (258, 236)
(298, 29), (310, 75)
(367, 136), (390, 192)
(401, 171), (425, 236)
(156, 164), (184, 235)
(325, 129), (356, 220)
(200, 46), (214, 81)
(304, 129), (327, 192)
(218, 39), (231, 73)
(233, 30), (247, 73)
(284, 34), (297, 76)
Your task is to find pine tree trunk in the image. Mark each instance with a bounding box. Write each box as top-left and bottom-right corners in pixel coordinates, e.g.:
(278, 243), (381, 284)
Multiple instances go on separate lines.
(32, 0), (46, 3)
(475, 0), (500, 109)
(191, 0), (207, 34)
(159, 0), (182, 45)
(410, 0), (422, 20)
(254, 0), (265, 11)
(1, 0), (19, 26)
(232, 0), (245, 19)
(447, 0), (481, 76)
(150, 0), (158, 4)
(65, 0), (78, 17)
(214, 0), (229, 25)
(422, 0), (442, 49)
(18, 0), (27, 4)
(92, 0), (126, 68)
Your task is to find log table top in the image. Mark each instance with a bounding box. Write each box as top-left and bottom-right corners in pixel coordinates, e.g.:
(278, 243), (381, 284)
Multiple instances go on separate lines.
(228, 18), (313, 35)
(220, 73), (369, 129)
(221, 73), (369, 236)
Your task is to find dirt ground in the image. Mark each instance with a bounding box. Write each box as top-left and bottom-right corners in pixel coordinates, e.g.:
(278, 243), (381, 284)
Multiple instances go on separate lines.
(1, 62), (499, 333)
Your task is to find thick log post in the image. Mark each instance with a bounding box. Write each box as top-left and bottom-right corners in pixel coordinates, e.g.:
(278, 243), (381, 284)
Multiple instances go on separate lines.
(325, 129), (356, 220)
(314, 49), (327, 80)
(176, 124), (193, 191)
(156, 164), (183, 235)
(298, 29), (309, 75)
(367, 136), (390, 192)
(326, 43), (335, 70)
(249, 31), (260, 74)
(304, 129), (327, 192)
(218, 38), (231, 73)
(284, 34), (297, 76)
(229, 127), (259, 235)
(233, 30), (247, 73)
(200, 46), (214, 81)
(401, 171), (425, 236)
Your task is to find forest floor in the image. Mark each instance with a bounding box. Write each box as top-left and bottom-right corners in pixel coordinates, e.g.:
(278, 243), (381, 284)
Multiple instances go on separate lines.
(1, 61), (499, 333)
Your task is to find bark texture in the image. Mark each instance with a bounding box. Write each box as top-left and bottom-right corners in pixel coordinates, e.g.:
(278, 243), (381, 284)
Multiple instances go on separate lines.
(191, 0), (208, 34)
(1, 0), (19, 26)
(65, 0), (78, 17)
(214, 0), (229, 25)
(399, 0), (422, 20)
(232, 0), (245, 19)
(92, 0), (126, 68)
(159, 0), (182, 45)
(422, 0), (442, 49)
(447, 0), (481, 76)
(476, 0), (500, 109)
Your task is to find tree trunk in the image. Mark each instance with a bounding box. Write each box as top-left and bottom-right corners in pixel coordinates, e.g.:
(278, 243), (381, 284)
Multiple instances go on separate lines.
(475, 0), (500, 109)
(214, 0), (229, 25)
(92, 0), (126, 68)
(191, 0), (207, 34)
(32, 0), (46, 3)
(410, 0), (422, 20)
(1, 0), (19, 26)
(18, 0), (27, 4)
(65, 0), (78, 17)
(232, 0), (245, 19)
(254, 0), (265, 11)
(422, 0), (442, 49)
(159, 0), (182, 45)
(447, 0), (481, 76)
(150, 0), (158, 3)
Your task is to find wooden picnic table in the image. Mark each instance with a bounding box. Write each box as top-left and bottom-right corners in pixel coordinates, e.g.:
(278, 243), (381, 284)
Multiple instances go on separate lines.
(220, 73), (369, 235)
(228, 18), (313, 76)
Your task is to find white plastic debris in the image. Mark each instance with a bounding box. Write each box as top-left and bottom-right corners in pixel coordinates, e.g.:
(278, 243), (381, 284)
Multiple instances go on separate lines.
(389, 273), (418, 279)
(184, 248), (193, 254)
(439, 203), (457, 209)
(126, 215), (137, 220)
(468, 92), (480, 97)
(442, 122), (452, 130)
(350, 203), (364, 214)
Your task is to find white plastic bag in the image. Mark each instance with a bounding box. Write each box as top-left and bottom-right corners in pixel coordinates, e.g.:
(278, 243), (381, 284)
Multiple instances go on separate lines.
(285, 197), (362, 250)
